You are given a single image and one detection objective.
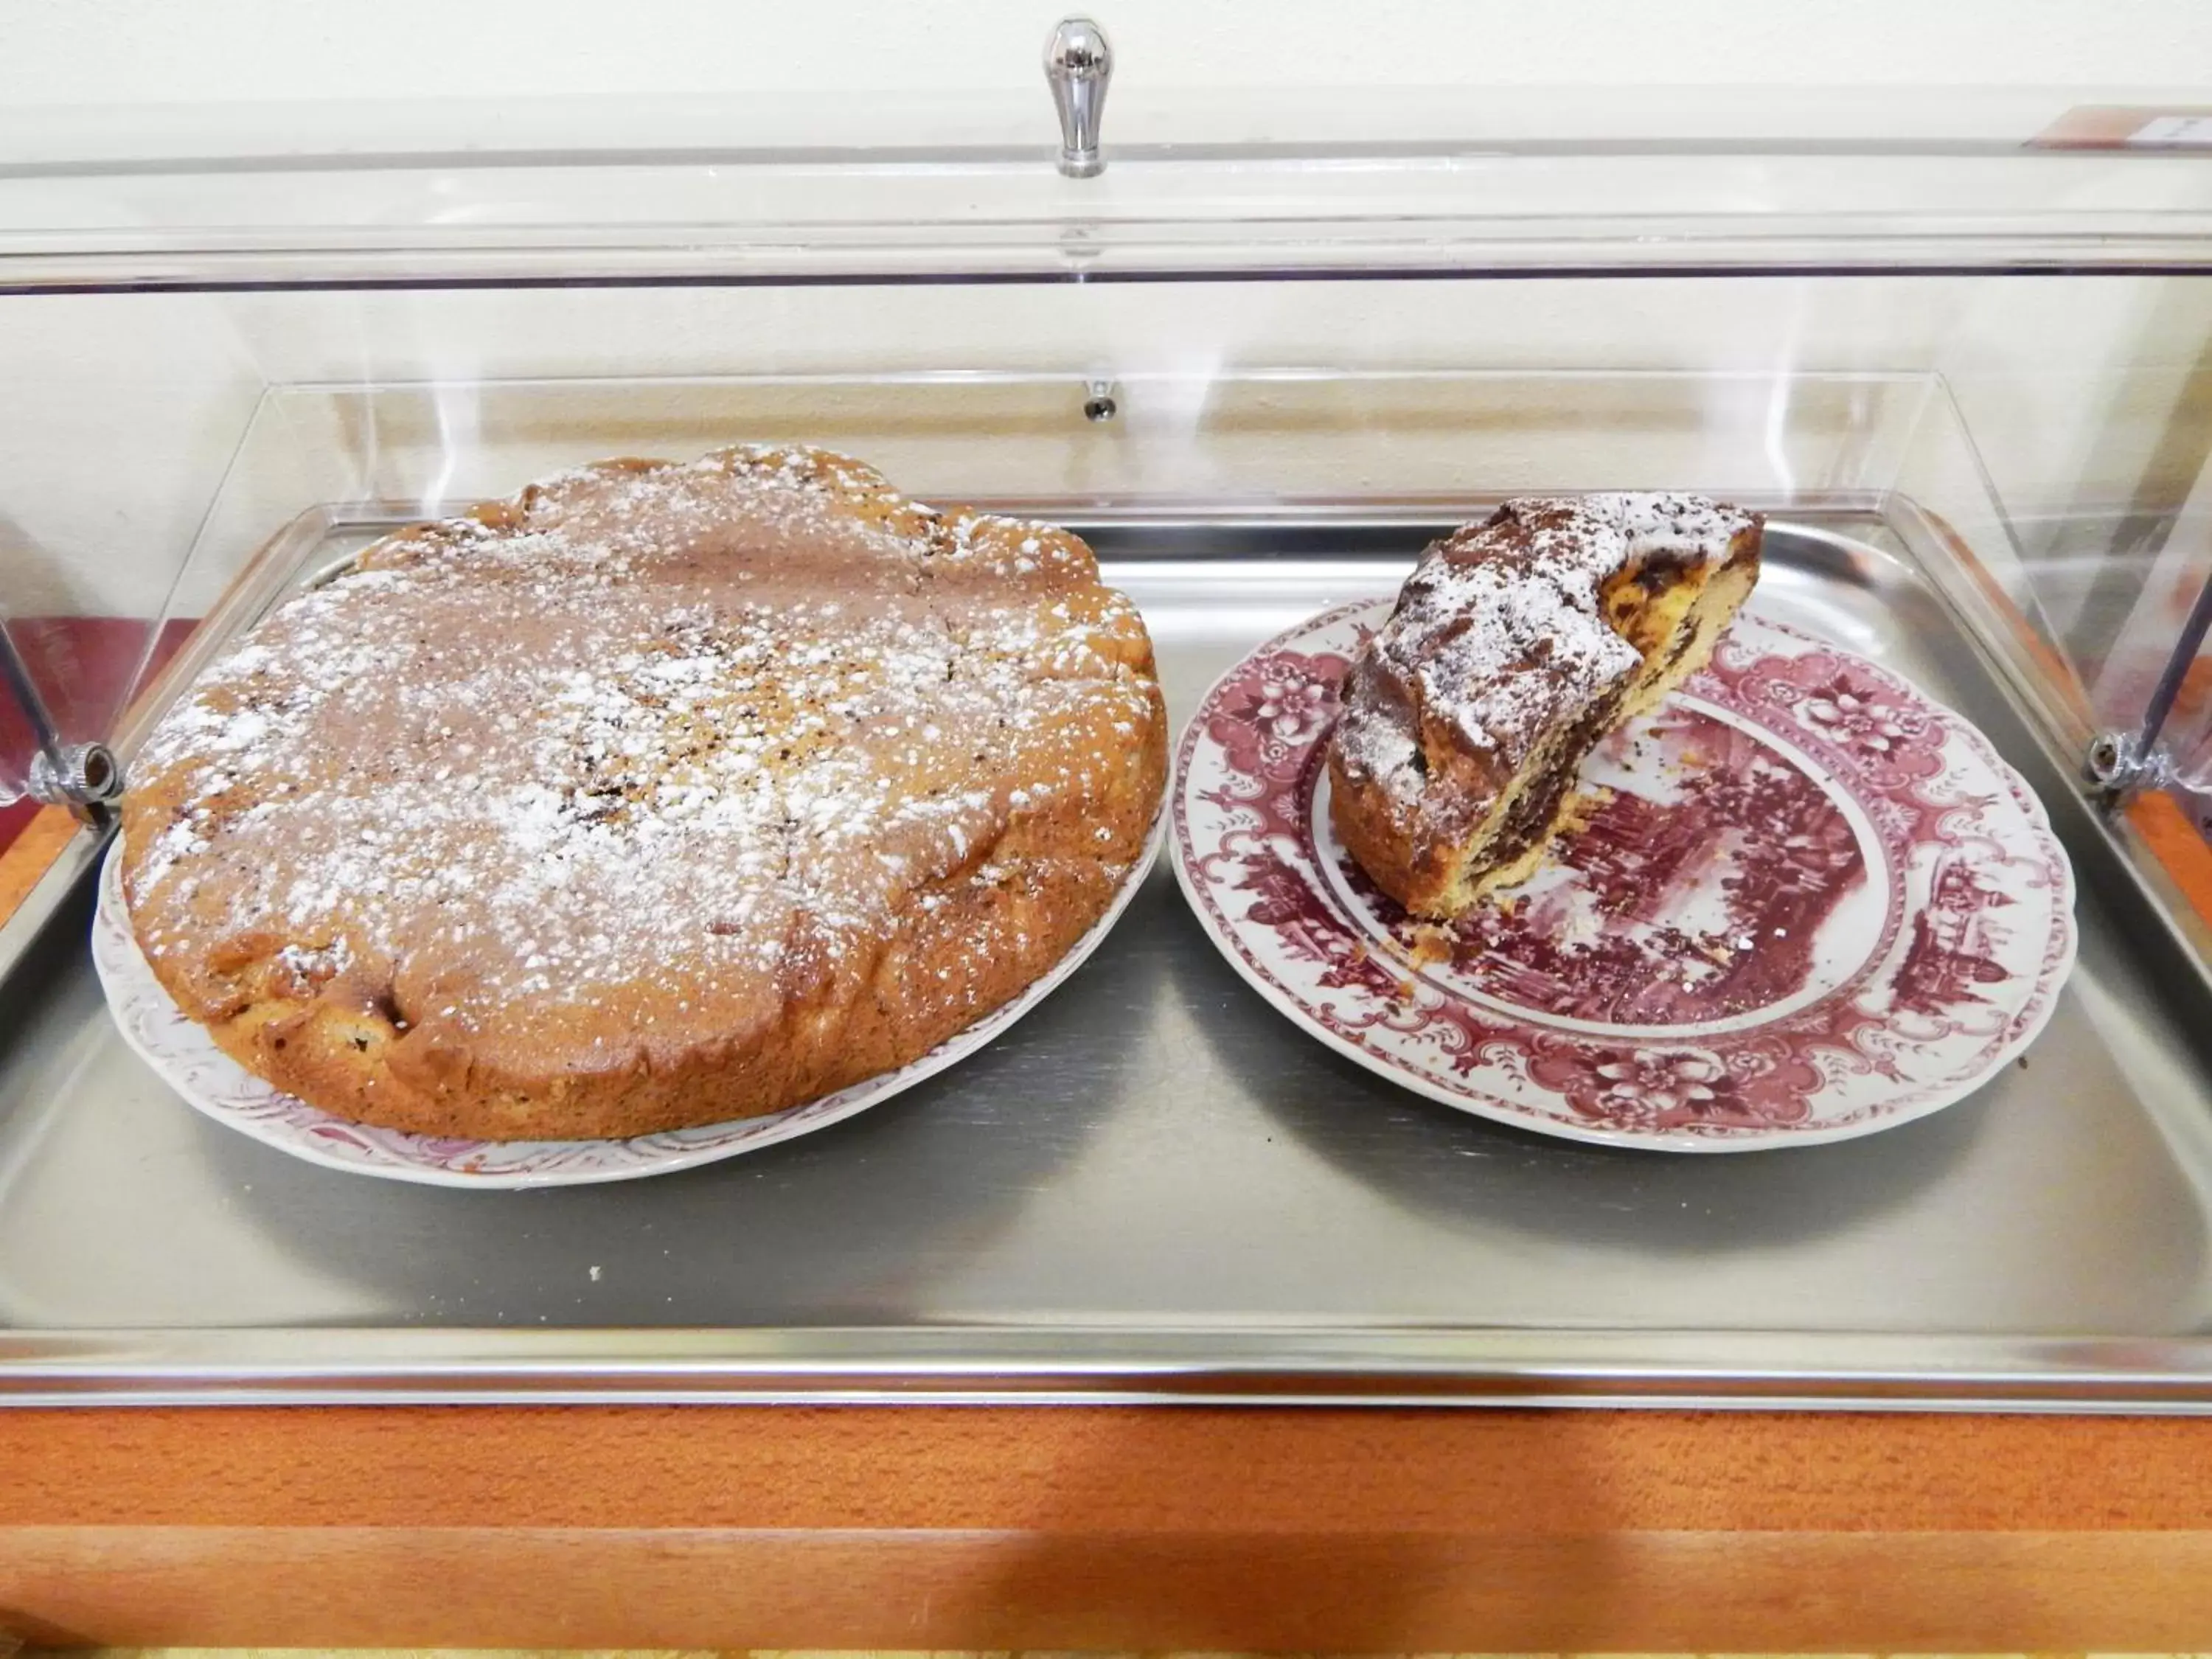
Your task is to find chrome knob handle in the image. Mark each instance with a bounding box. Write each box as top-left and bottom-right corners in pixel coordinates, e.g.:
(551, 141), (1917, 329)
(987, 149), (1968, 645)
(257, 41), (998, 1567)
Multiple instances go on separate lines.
(1045, 16), (1113, 178)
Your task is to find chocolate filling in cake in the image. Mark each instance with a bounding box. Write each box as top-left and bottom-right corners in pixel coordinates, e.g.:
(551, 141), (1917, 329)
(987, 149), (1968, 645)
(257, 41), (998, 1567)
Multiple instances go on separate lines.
(1326, 494), (1762, 920)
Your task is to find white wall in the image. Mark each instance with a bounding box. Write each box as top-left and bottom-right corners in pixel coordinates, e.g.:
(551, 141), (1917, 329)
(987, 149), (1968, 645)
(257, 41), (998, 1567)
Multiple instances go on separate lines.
(3, 0), (2207, 108)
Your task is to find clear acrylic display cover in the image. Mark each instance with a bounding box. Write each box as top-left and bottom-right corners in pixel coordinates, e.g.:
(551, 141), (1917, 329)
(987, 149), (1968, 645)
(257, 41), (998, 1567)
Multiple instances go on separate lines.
(1, 91), (2212, 1404)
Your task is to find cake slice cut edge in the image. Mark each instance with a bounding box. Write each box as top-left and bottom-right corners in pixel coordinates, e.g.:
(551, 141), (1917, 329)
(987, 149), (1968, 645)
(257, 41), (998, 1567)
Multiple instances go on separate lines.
(1326, 495), (1764, 922)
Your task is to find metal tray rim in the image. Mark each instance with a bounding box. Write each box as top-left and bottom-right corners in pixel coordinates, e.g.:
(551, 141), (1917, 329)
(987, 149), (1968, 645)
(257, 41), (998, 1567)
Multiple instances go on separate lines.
(10, 1325), (2212, 1411)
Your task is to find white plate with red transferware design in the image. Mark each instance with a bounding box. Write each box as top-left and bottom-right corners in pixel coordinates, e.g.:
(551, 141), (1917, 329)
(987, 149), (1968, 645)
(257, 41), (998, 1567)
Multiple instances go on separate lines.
(1172, 602), (2077, 1152)
(91, 806), (1164, 1189)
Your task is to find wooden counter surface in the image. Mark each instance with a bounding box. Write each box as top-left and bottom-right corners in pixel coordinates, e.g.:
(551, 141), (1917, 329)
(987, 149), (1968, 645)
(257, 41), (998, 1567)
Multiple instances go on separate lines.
(7, 1403), (2212, 1649)
(4, 790), (2211, 1649)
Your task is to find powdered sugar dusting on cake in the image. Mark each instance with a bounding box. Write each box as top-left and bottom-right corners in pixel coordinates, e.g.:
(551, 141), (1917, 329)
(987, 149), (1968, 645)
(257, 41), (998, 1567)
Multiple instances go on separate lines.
(1333, 493), (1756, 804)
(124, 445), (1160, 1067)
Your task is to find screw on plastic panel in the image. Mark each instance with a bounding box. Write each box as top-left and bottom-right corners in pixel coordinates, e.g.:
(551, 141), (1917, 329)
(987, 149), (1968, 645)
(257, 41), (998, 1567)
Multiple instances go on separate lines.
(1045, 17), (1113, 178)
(28, 740), (123, 827)
(1083, 379), (1119, 422)
(2085, 728), (2171, 804)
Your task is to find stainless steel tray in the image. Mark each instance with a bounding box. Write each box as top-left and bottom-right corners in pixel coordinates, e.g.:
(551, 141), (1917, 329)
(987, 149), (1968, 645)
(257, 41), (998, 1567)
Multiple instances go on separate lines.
(6, 501), (2212, 1409)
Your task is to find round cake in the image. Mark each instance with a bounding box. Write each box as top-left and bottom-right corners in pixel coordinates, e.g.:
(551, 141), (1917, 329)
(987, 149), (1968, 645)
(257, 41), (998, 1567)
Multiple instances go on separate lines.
(1328, 493), (1761, 919)
(121, 445), (1168, 1141)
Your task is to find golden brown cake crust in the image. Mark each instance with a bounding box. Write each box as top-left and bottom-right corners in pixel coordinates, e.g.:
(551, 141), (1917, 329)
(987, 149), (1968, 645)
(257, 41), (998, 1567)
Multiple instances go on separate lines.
(1327, 494), (1761, 918)
(120, 445), (1168, 1140)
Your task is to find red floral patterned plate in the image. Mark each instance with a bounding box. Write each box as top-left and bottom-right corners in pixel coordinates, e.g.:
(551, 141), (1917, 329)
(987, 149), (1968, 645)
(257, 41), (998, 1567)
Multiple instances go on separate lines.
(1172, 602), (2077, 1152)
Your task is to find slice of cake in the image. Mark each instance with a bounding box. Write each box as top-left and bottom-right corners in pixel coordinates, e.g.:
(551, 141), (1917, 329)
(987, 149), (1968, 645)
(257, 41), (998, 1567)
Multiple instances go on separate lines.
(1326, 494), (1762, 919)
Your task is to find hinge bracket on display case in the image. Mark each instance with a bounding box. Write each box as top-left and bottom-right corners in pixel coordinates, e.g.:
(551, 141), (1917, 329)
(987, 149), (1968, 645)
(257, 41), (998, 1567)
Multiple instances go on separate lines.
(2087, 728), (2171, 801)
(2086, 560), (2212, 809)
(26, 741), (122, 825)
(1046, 16), (1113, 178)
(0, 623), (122, 828)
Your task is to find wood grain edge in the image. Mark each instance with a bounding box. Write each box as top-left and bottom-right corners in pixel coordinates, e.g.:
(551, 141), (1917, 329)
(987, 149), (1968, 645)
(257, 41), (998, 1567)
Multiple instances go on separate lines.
(10, 1405), (2212, 1534)
(2126, 790), (2212, 930)
(11, 1398), (2212, 1648)
(9, 1524), (2212, 1649)
(0, 805), (81, 925)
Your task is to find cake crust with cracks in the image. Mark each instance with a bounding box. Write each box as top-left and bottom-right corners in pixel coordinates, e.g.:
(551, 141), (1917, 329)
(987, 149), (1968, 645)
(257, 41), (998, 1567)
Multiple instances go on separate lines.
(121, 445), (1169, 1141)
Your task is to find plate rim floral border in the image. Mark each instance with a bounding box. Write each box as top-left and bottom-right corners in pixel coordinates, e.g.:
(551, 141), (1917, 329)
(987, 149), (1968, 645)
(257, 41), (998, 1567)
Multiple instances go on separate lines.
(93, 803), (1164, 1189)
(1170, 599), (2079, 1154)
